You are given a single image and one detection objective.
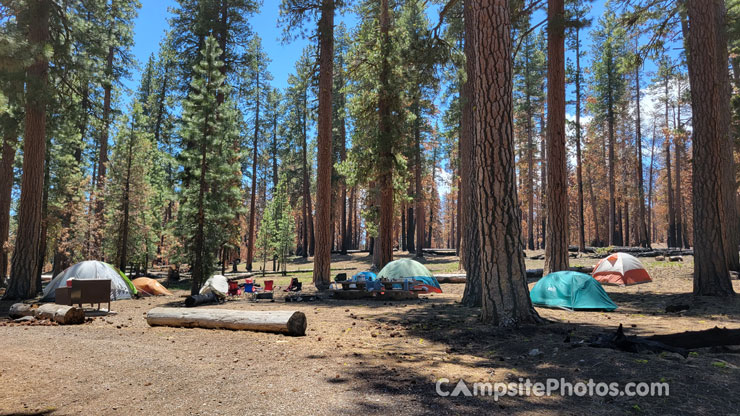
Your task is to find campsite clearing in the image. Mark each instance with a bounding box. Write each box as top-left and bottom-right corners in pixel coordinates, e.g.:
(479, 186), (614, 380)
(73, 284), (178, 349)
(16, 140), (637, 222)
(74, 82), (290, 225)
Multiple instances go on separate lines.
(1, 251), (739, 415)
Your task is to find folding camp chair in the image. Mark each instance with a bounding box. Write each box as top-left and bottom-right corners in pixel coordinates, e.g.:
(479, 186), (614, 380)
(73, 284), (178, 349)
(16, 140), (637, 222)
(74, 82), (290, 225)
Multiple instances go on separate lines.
(252, 279), (274, 301)
(227, 280), (241, 296)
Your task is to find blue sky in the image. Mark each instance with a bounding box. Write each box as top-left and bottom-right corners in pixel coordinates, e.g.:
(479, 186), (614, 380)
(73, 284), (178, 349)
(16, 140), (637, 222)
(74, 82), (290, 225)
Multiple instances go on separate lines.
(124, 0), (313, 94)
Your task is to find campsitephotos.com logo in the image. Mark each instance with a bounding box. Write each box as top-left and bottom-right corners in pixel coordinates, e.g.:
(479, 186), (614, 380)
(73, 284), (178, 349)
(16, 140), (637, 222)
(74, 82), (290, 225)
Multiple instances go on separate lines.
(435, 378), (669, 401)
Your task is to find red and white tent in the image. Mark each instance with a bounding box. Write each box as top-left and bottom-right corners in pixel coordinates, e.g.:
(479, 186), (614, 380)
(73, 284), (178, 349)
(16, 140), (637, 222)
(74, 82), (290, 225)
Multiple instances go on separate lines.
(592, 252), (652, 286)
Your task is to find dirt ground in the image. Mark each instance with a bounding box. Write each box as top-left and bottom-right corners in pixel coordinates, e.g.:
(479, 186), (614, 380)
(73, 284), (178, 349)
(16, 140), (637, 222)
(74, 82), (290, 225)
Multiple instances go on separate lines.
(1, 252), (739, 415)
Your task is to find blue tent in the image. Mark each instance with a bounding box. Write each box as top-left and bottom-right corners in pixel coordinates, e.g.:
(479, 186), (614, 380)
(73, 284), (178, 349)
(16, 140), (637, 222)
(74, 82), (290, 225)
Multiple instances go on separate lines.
(530, 271), (617, 311)
(352, 271), (378, 281)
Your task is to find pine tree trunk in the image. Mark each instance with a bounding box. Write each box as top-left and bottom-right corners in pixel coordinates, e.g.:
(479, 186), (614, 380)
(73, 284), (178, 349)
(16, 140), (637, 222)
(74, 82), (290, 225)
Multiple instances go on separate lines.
(607, 86), (616, 246)
(539, 115), (547, 250)
(413, 103), (424, 258)
(0, 131), (18, 285)
(314, 0), (335, 289)
(575, 25), (586, 252)
(376, 0), (394, 269)
(666, 136), (676, 247)
(406, 203), (415, 253)
(37, 144), (51, 291)
(118, 123), (135, 273)
(685, 0), (736, 295)
(472, 0), (539, 326)
(426, 145), (437, 249)
(460, 0), (481, 307)
(634, 48), (649, 248)
(301, 106), (309, 257)
(339, 109), (348, 255)
(401, 205), (407, 251)
(526, 103), (535, 251)
(191, 115), (210, 295)
(246, 73), (260, 271)
(544, 0), (569, 275)
(96, 46), (115, 222)
(587, 176), (601, 246)
(675, 135), (684, 249)
(4, 0), (50, 300)
(624, 200), (630, 246)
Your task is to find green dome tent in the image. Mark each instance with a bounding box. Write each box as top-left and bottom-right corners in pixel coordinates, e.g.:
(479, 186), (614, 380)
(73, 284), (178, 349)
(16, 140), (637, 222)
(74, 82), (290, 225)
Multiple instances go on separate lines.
(376, 258), (442, 293)
(42, 261), (137, 301)
(530, 271), (617, 311)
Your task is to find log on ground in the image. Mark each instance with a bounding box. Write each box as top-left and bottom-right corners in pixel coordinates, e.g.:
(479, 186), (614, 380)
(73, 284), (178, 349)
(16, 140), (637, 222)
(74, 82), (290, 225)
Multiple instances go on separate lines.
(8, 303), (36, 319)
(34, 304), (85, 325)
(146, 307), (307, 336)
(435, 273), (467, 283)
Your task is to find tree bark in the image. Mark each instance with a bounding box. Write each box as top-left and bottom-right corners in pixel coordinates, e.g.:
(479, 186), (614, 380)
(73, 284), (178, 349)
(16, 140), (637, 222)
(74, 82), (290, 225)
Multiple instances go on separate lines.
(4, 0), (50, 300)
(413, 103), (425, 258)
(634, 42), (649, 248)
(544, 0), (569, 275)
(539, 114), (547, 249)
(376, 0), (394, 269)
(314, 0), (335, 289)
(574, 20), (585, 252)
(472, 0), (539, 326)
(0, 131), (18, 284)
(460, 0), (481, 307)
(246, 73), (260, 271)
(96, 45), (115, 223)
(685, 0), (736, 295)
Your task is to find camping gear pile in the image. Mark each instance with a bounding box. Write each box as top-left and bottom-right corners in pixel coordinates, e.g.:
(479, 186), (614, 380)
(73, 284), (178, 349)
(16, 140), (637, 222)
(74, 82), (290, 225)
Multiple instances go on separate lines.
(330, 259), (442, 299)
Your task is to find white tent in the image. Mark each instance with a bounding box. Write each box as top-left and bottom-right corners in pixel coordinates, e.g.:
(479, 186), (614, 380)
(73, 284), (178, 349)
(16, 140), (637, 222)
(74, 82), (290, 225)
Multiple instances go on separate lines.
(42, 261), (136, 301)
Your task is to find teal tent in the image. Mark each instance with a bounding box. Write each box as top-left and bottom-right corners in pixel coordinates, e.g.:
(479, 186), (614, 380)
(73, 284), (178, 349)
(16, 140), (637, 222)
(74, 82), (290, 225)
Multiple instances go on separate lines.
(530, 271), (617, 311)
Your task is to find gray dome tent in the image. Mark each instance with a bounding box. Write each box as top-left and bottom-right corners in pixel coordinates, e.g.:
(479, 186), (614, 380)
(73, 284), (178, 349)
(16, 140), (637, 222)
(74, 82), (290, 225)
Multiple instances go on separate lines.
(42, 261), (137, 301)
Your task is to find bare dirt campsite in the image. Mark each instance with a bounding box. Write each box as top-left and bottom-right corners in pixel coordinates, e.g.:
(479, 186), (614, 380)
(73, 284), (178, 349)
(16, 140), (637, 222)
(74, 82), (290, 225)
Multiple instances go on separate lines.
(1, 252), (739, 416)
(3, 0), (740, 415)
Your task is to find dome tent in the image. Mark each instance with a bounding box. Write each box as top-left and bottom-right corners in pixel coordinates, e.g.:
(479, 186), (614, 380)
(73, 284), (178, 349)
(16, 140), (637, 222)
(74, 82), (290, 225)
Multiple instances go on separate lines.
(132, 277), (173, 296)
(42, 261), (137, 301)
(376, 258), (442, 293)
(592, 252), (652, 286)
(530, 271), (617, 311)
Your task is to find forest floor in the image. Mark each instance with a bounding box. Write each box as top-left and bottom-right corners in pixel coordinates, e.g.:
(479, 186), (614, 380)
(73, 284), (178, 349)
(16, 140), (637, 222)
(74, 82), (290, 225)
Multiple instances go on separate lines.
(1, 252), (739, 415)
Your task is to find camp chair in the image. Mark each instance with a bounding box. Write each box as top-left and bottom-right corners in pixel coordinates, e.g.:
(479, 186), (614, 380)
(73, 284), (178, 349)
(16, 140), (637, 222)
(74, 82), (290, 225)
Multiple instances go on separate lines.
(252, 280), (274, 301)
(227, 281), (241, 296)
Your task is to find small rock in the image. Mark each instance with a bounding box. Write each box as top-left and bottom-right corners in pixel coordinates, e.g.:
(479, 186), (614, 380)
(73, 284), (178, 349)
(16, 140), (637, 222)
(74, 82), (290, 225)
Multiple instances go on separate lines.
(529, 348), (542, 357)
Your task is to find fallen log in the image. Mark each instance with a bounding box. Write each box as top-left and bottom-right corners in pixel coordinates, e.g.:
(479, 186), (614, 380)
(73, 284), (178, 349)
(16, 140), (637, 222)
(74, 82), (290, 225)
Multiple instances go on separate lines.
(589, 324), (688, 357)
(435, 273), (466, 283)
(647, 327), (740, 349)
(34, 304), (85, 325)
(526, 266), (594, 279)
(146, 307), (307, 336)
(8, 303), (36, 319)
(184, 292), (221, 307)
